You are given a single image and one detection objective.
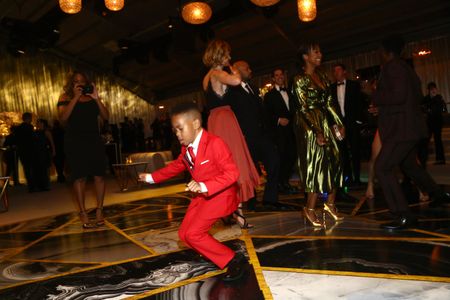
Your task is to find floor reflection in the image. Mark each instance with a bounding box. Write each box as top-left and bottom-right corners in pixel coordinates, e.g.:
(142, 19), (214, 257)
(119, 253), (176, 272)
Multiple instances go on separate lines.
(0, 188), (449, 299)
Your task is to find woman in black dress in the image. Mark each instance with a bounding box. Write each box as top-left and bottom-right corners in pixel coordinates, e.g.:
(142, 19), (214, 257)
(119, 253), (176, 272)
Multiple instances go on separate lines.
(58, 71), (109, 228)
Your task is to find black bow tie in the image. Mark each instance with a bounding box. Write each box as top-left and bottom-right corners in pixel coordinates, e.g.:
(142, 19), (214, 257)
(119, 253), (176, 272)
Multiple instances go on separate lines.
(337, 82), (345, 86)
(279, 87), (287, 92)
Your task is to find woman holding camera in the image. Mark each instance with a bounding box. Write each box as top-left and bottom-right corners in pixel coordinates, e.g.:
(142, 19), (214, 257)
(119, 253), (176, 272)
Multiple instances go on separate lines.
(58, 71), (109, 228)
(292, 42), (345, 227)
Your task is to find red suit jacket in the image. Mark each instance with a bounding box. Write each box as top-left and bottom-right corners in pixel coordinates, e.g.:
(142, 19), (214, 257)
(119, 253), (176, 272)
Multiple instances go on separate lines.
(151, 130), (240, 218)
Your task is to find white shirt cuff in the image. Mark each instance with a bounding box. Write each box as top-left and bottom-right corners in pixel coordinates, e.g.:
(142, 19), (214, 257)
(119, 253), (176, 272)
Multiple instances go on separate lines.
(199, 182), (208, 193)
(145, 174), (155, 184)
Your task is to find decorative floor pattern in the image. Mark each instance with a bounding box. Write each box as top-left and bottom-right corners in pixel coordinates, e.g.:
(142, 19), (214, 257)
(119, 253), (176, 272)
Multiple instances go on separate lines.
(0, 188), (449, 299)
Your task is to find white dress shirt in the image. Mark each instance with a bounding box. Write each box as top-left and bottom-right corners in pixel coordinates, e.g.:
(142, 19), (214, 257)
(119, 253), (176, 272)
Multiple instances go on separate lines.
(337, 79), (346, 117)
(275, 84), (290, 110)
(145, 130), (207, 193)
(241, 82), (254, 95)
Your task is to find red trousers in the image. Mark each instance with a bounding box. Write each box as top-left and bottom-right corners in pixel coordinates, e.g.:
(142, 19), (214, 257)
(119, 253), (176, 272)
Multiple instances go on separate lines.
(178, 198), (236, 269)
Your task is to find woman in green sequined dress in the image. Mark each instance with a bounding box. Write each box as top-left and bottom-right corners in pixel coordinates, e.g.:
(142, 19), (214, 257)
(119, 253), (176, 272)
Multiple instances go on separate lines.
(292, 43), (345, 227)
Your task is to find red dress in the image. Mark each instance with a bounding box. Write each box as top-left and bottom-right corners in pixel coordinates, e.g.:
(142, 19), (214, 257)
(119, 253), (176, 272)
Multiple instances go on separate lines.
(205, 83), (260, 202)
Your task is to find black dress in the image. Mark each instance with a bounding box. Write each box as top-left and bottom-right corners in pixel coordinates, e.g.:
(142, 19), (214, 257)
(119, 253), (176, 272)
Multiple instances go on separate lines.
(58, 99), (106, 180)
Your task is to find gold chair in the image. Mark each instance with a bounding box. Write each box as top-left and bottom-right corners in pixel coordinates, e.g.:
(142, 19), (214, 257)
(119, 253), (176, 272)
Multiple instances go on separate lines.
(0, 176), (10, 212)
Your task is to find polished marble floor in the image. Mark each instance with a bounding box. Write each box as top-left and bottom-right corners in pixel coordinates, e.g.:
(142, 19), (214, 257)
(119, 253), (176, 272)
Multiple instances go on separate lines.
(0, 186), (450, 299)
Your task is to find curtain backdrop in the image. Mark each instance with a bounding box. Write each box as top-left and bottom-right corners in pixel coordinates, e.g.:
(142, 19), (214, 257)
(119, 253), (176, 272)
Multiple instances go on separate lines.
(0, 51), (155, 126)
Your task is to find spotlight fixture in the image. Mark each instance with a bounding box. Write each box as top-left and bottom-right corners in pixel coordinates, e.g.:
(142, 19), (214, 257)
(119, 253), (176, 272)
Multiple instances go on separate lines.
(168, 17), (174, 29)
(181, 1), (212, 25)
(249, 0), (281, 7)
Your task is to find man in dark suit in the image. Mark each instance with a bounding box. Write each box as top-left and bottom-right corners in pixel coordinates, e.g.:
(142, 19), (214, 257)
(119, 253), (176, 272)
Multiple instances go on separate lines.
(331, 64), (364, 186)
(228, 60), (281, 209)
(373, 35), (449, 230)
(15, 112), (36, 192)
(264, 68), (297, 194)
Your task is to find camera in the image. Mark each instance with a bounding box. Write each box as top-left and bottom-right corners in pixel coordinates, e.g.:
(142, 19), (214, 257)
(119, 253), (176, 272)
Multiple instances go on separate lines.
(82, 84), (94, 95)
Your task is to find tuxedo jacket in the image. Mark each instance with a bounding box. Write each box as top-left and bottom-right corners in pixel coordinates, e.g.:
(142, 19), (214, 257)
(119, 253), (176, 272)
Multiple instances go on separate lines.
(373, 58), (428, 143)
(263, 87), (296, 139)
(151, 130), (240, 217)
(331, 79), (363, 130)
(227, 84), (269, 142)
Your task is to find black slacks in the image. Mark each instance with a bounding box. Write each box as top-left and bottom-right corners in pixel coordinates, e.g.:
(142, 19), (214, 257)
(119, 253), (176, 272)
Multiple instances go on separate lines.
(276, 128), (297, 185)
(340, 126), (361, 184)
(246, 135), (280, 204)
(375, 140), (439, 215)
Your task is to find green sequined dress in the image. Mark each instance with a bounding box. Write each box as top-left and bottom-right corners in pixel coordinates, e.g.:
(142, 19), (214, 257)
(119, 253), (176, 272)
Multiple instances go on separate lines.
(292, 71), (344, 193)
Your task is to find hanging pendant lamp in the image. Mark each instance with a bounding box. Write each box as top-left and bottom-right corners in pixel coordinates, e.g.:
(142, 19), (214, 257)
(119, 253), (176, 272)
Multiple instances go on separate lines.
(297, 0), (317, 22)
(181, 1), (212, 25)
(59, 0), (82, 14)
(105, 0), (125, 12)
(249, 0), (281, 7)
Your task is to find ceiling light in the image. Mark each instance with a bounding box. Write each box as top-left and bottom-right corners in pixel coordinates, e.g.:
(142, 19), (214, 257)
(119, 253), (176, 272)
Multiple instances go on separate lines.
(297, 0), (317, 22)
(249, 0), (281, 7)
(181, 2), (212, 25)
(105, 0), (124, 12)
(59, 0), (82, 14)
(168, 17), (174, 29)
(417, 50), (431, 56)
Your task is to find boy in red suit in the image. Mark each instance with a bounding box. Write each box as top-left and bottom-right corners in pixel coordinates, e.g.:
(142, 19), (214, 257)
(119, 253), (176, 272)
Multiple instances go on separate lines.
(139, 102), (247, 281)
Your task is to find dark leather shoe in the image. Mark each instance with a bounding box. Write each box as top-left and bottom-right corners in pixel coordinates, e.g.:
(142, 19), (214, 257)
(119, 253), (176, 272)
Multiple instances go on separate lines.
(336, 191), (358, 202)
(271, 202), (294, 211)
(223, 253), (247, 282)
(381, 216), (417, 230)
(429, 192), (450, 208)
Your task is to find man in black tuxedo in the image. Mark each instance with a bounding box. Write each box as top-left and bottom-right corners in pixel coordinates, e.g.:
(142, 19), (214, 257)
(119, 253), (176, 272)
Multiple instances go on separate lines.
(331, 64), (364, 186)
(228, 60), (281, 209)
(264, 68), (297, 194)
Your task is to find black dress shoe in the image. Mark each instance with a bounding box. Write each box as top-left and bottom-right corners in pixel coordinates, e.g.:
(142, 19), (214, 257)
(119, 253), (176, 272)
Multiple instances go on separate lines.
(263, 202), (292, 211)
(336, 191), (358, 202)
(381, 216), (417, 230)
(223, 253), (247, 282)
(429, 192), (450, 207)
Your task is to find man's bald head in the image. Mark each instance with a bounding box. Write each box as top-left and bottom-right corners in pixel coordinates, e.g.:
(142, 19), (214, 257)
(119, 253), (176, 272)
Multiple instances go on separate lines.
(233, 60), (252, 81)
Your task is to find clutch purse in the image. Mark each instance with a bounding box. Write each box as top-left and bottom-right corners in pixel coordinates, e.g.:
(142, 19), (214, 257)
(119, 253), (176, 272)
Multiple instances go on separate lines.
(332, 125), (344, 141)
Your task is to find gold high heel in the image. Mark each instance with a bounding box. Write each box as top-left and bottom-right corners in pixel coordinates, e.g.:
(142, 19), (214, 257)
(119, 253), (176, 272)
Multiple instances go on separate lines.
(303, 207), (323, 227)
(79, 212), (96, 229)
(323, 203), (344, 221)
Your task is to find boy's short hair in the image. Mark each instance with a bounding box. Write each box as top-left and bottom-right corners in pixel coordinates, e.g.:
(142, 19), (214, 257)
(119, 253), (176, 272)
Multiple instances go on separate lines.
(170, 102), (202, 122)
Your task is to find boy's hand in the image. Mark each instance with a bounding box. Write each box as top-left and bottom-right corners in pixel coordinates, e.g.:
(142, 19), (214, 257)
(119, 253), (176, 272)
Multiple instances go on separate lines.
(138, 173), (150, 182)
(185, 180), (202, 193)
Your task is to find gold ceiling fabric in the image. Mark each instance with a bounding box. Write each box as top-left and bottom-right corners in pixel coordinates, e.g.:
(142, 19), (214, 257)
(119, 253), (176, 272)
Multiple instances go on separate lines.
(292, 71), (343, 193)
(0, 51), (155, 126)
